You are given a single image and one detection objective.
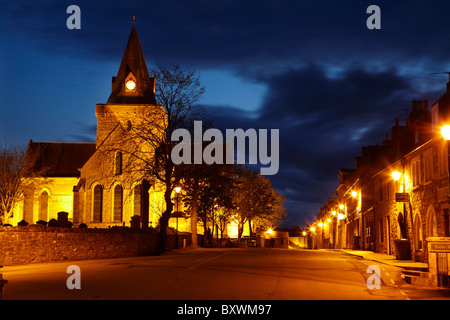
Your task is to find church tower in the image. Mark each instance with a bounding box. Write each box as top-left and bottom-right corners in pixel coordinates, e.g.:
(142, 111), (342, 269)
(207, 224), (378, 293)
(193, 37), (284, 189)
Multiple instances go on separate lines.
(95, 25), (157, 148)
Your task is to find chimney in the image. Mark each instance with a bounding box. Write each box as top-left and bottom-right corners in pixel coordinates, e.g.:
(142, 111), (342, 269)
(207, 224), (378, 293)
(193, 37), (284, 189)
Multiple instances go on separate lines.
(424, 100), (428, 111)
(418, 100), (423, 111)
(412, 100), (417, 112)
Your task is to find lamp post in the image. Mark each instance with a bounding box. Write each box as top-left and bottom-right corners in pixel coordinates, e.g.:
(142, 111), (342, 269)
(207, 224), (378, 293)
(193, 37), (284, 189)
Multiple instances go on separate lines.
(441, 126), (450, 236)
(175, 186), (181, 249)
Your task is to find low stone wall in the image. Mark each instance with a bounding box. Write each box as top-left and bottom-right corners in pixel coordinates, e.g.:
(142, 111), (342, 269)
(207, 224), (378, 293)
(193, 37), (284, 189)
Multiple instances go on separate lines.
(0, 225), (160, 266)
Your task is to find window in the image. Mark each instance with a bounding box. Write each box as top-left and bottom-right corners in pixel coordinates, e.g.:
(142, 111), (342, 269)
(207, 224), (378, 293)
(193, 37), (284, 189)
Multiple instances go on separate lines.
(39, 191), (49, 221)
(414, 214), (423, 251)
(134, 184), (142, 216)
(113, 185), (123, 221)
(439, 142), (448, 177)
(93, 185), (103, 222)
(411, 158), (421, 187)
(423, 150), (433, 182)
(378, 218), (384, 243)
(115, 152), (122, 175)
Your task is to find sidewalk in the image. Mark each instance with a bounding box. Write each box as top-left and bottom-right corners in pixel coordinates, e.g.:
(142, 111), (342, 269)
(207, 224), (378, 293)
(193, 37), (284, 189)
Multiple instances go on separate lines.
(337, 249), (429, 270)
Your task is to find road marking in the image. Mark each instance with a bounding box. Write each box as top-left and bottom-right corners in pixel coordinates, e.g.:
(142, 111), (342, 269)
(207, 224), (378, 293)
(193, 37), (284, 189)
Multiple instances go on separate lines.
(389, 279), (396, 285)
(385, 272), (390, 277)
(187, 252), (228, 270)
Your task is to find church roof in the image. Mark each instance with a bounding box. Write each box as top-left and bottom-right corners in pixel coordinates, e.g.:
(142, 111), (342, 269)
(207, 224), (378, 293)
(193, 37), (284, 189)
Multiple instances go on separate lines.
(25, 141), (96, 177)
(107, 25), (157, 105)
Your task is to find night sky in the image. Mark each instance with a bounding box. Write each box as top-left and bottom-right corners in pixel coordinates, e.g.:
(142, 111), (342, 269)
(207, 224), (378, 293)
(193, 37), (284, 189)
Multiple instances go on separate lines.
(2, 0), (450, 228)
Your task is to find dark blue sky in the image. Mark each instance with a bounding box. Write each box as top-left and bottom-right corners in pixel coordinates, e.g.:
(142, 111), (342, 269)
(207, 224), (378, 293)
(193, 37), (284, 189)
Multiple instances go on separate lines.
(2, 0), (450, 227)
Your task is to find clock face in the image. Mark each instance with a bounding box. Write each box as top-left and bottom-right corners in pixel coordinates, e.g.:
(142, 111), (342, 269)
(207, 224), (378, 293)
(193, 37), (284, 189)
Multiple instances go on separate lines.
(126, 80), (136, 91)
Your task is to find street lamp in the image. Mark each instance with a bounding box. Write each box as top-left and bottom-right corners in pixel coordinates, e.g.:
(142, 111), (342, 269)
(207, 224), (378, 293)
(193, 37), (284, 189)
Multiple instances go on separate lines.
(441, 126), (450, 236)
(441, 125), (450, 141)
(392, 171), (401, 182)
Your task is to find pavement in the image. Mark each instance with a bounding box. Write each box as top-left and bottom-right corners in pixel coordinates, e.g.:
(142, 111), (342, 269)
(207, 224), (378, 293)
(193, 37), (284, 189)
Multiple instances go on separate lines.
(336, 249), (429, 270)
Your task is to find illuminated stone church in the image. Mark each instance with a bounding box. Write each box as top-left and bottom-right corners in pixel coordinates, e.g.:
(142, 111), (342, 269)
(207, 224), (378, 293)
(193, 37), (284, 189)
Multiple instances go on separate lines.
(14, 25), (251, 239)
(18, 26), (168, 230)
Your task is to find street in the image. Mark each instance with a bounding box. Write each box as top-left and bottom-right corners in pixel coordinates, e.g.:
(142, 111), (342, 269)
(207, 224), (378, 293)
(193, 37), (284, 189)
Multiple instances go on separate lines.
(1, 248), (449, 300)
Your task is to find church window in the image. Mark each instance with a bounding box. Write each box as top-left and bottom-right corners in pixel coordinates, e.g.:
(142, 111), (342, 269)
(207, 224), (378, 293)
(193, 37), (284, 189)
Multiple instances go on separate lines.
(113, 184), (123, 222)
(93, 185), (103, 222)
(133, 184), (142, 216)
(115, 152), (122, 175)
(39, 191), (49, 221)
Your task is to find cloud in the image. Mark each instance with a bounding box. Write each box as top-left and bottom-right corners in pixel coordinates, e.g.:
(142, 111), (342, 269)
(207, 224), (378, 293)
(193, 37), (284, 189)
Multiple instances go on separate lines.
(204, 62), (446, 226)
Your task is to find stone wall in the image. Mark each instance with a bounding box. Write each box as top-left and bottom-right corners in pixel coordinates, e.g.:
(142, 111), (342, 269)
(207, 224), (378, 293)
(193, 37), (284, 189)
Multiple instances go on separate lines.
(0, 225), (160, 266)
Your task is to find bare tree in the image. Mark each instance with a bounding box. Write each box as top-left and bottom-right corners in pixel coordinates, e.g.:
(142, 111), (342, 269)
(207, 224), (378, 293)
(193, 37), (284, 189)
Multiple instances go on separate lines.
(102, 64), (205, 252)
(0, 142), (44, 224)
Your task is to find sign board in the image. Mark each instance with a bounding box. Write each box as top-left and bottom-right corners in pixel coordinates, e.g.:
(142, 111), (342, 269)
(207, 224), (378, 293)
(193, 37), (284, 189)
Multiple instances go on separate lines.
(395, 193), (409, 202)
(430, 242), (450, 252)
(365, 211), (374, 221)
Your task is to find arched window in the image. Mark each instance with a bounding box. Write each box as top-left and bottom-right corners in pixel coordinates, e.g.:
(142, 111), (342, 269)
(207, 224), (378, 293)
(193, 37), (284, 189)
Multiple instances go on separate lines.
(93, 185), (103, 222)
(113, 184), (123, 222)
(133, 184), (142, 216)
(427, 206), (438, 238)
(115, 152), (122, 175)
(39, 191), (49, 221)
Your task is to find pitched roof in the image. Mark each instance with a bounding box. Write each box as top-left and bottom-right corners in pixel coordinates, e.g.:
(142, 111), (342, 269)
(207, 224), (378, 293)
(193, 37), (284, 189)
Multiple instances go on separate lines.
(25, 141), (96, 177)
(107, 25), (157, 105)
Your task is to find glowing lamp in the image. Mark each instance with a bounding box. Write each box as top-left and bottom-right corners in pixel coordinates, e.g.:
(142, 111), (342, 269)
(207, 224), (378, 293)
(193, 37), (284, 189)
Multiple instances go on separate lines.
(175, 186), (181, 193)
(351, 191), (358, 198)
(442, 125), (450, 141)
(392, 171), (401, 181)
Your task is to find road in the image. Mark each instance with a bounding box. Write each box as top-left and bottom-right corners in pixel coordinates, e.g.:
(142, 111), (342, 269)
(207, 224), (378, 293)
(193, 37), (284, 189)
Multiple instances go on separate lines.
(1, 248), (449, 300)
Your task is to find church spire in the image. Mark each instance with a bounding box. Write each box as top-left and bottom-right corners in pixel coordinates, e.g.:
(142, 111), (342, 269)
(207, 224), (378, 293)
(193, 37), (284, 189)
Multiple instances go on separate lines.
(107, 24), (156, 104)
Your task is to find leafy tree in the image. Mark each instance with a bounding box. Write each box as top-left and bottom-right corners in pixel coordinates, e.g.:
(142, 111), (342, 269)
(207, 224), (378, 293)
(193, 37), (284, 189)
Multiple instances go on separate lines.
(233, 166), (286, 238)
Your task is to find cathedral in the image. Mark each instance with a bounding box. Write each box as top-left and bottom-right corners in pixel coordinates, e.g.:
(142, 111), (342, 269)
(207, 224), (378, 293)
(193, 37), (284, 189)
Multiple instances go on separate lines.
(17, 25), (170, 230)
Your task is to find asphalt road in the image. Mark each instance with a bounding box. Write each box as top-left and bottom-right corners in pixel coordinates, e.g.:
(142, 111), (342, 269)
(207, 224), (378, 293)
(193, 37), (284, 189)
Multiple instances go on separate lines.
(1, 248), (449, 300)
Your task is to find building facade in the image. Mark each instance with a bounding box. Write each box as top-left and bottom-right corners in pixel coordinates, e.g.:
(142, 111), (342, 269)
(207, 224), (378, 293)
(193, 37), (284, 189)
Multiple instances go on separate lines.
(313, 83), (450, 266)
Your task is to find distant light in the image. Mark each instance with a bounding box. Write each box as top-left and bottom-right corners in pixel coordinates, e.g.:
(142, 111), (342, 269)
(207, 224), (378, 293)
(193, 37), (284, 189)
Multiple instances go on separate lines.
(175, 186), (181, 193)
(392, 171), (401, 181)
(267, 228), (274, 235)
(327, 218), (331, 223)
(442, 125), (450, 141)
(332, 211), (336, 216)
(338, 213), (345, 220)
(302, 231), (306, 236)
(339, 204), (344, 210)
(351, 191), (358, 198)
(318, 222), (323, 227)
